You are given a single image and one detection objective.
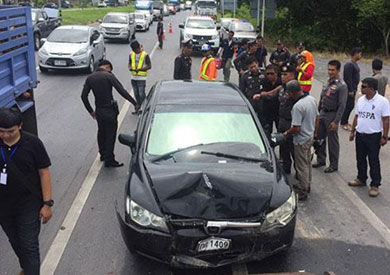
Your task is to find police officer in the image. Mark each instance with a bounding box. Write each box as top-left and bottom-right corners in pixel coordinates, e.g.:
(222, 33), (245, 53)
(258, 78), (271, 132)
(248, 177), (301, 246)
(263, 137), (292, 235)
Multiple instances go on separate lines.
(234, 40), (257, 82)
(313, 60), (348, 173)
(174, 39), (193, 80)
(278, 63), (297, 174)
(81, 60), (138, 168)
(239, 56), (263, 110)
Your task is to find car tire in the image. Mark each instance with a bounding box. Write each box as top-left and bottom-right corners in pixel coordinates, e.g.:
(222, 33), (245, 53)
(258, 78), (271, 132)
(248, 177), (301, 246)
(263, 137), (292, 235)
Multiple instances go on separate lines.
(102, 48), (106, 61)
(179, 36), (183, 49)
(39, 66), (48, 73)
(147, 25), (149, 31)
(86, 56), (94, 74)
(34, 33), (41, 51)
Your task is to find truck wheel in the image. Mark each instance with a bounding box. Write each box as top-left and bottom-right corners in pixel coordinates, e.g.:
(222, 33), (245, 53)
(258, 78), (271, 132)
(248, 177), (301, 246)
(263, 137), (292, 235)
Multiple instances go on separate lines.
(87, 56), (94, 74)
(39, 66), (48, 73)
(34, 33), (41, 50)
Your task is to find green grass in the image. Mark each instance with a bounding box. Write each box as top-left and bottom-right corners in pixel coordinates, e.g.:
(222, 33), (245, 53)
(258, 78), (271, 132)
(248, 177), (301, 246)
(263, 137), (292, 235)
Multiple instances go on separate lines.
(61, 6), (135, 25)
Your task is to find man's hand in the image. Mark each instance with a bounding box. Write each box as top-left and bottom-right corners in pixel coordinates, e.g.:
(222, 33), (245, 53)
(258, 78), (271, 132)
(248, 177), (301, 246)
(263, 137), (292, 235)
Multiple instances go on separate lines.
(348, 91), (354, 97)
(296, 66), (302, 73)
(328, 121), (338, 131)
(239, 69), (244, 75)
(380, 137), (387, 146)
(90, 112), (96, 120)
(349, 131), (355, 141)
(253, 94), (261, 100)
(40, 205), (52, 224)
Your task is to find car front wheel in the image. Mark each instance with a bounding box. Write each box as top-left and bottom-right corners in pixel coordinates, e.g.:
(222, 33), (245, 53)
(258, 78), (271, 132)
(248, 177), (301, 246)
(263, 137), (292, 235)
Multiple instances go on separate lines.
(34, 33), (41, 50)
(87, 56), (94, 74)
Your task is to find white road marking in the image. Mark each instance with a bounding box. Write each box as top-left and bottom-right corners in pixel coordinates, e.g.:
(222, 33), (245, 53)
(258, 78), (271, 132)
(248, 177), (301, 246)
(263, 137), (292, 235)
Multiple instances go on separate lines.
(41, 42), (159, 275)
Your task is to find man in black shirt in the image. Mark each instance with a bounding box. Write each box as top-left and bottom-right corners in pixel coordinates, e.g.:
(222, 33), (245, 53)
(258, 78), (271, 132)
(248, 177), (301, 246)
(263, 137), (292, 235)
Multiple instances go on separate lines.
(0, 108), (53, 275)
(234, 40), (258, 82)
(217, 30), (235, 82)
(174, 38), (193, 80)
(254, 34), (267, 69)
(269, 40), (290, 68)
(81, 59), (138, 168)
(156, 16), (164, 49)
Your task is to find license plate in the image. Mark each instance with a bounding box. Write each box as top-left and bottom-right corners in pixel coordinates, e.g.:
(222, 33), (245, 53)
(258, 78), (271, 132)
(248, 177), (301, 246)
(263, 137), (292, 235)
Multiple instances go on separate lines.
(54, 60), (67, 66)
(196, 237), (230, 252)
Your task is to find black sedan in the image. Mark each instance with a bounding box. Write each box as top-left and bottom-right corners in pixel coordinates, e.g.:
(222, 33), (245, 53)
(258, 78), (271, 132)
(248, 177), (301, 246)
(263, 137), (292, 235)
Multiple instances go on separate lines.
(117, 80), (297, 268)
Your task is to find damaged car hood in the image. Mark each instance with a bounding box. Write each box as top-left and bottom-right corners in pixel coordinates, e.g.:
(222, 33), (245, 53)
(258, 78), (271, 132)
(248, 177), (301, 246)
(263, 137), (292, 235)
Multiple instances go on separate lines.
(144, 164), (274, 220)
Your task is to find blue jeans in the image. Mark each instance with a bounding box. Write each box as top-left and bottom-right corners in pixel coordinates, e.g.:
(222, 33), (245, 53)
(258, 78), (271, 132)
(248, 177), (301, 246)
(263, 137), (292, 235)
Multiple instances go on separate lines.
(0, 209), (41, 275)
(131, 79), (146, 106)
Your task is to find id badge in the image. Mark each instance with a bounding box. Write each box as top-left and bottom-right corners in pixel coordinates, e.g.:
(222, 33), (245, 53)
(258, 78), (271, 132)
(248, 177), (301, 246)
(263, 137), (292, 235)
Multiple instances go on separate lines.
(0, 170), (7, 185)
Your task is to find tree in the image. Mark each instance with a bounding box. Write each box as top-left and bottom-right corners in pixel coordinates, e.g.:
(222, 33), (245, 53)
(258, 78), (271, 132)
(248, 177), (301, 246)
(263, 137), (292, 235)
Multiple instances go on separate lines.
(352, 0), (390, 56)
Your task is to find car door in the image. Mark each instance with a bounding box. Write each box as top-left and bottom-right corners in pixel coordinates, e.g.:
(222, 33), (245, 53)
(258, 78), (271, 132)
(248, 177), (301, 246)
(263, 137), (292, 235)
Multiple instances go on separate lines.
(37, 11), (48, 38)
(91, 29), (104, 61)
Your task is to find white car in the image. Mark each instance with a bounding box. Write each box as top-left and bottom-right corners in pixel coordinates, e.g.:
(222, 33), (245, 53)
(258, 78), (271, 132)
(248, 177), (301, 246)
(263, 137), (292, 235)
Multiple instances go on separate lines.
(229, 21), (257, 42)
(38, 25), (106, 73)
(99, 12), (136, 43)
(179, 16), (220, 52)
(134, 12), (149, 31)
(184, 0), (192, 9)
(135, 9), (153, 26)
(97, 1), (107, 8)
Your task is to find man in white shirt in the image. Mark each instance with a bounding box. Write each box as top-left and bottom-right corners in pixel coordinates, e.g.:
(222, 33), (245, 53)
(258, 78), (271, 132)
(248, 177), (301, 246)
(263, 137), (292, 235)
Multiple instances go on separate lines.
(349, 77), (390, 197)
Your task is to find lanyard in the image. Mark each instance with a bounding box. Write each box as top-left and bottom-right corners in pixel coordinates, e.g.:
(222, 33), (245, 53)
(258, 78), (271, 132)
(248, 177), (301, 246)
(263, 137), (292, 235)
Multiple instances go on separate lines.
(1, 146), (18, 168)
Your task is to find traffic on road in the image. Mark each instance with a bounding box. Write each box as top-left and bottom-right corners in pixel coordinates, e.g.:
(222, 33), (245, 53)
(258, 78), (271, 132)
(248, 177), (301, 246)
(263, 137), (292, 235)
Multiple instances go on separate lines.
(0, 1), (390, 275)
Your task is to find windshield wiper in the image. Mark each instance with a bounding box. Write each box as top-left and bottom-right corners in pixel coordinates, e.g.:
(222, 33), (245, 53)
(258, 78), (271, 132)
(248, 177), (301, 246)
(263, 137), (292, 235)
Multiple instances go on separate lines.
(200, 151), (265, 163)
(150, 143), (204, 163)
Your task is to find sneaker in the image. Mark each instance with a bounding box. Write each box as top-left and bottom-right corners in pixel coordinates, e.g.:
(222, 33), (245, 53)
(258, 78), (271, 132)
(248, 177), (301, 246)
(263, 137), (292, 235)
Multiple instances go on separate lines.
(348, 178), (366, 187)
(324, 166), (338, 173)
(104, 160), (124, 168)
(369, 187), (379, 197)
(341, 124), (352, 131)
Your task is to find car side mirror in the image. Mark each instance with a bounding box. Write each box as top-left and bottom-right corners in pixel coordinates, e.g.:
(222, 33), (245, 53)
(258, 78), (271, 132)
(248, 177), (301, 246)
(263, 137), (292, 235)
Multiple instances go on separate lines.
(38, 18), (45, 22)
(119, 134), (136, 149)
(98, 19), (102, 23)
(40, 38), (47, 44)
(270, 133), (285, 148)
(178, 23), (184, 28)
(216, 23), (221, 30)
(92, 40), (99, 46)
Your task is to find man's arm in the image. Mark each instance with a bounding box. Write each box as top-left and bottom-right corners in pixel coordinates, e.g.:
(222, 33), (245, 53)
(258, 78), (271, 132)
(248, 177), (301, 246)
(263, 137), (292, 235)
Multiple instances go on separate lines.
(110, 74), (137, 106)
(349, 114), (358, 141)
(314, 115), (320, 137)
(284, 125), (301, 138)
(343, 63), (354, 96)
(209, 60), (217, 80)
(140, 55), (152, 72)
(233, 53), (243, 71)
(334, 84), (348, 124)
(173, 56), (181, 80)
(285, 105), (302, 138)
(39, 167), (52, 224)
(81, 79), (95, 118)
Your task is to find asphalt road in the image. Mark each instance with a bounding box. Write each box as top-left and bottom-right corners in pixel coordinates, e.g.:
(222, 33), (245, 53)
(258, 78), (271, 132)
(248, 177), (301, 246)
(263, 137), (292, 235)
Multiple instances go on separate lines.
(1, 10), (390, 275)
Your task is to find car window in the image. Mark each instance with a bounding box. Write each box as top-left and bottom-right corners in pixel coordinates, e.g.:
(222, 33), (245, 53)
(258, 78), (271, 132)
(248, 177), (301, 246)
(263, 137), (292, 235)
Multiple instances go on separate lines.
(186, 19), (215, 29)
(92, 30), (100, 41)
(103, 14), (128, 24)
(234, 23), (254, 32)
(197, 1), (216, 8)
(42, 12), (48, 20)
(48, 29), (89, 43)
(134, 13), (145, 19)
(146, 110), (266, 159)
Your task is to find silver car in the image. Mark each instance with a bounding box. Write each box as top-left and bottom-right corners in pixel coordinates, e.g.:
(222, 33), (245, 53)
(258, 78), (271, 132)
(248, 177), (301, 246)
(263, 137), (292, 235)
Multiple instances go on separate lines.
(99, 12), (136, 42)
(38, 25), (106, 73)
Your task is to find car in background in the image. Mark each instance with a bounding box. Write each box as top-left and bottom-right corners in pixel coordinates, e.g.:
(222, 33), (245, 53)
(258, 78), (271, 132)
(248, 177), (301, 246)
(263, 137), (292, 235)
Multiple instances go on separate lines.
(31, 8), (61, 50)
(99, 12), (136, 43)
(229, 20), (257, 42)
(116, 80), (297, 268)
(194, 0), (217, 21)
(162, 4), (170, 16)
(43, 2), (58, 8)
(61, 1), (70, 8)
(98, 1), (107, 7)
(168, 3), (176, 14)
(153, 0), (163, 20)
(218, 17), (235, 41)
(184, 0), (192, 9)
(38, 25), (106, 73)
(134, 12), (149, 31)
(179, 16), (220, 52)
(180, 3), (185, 10)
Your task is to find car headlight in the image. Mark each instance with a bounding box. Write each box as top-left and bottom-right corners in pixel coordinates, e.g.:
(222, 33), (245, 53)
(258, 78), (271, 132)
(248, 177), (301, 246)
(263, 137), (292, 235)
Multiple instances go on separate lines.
(262, 191), (297, 231)
(120, 27), (128, 32)
(212, 34), (219, 40)
(99, 27), (105, 31)
(39, 47), (48, 56)
(127, 198), (169, 233)
(73, 47), (88, 56)
(184, 33), (192, 39)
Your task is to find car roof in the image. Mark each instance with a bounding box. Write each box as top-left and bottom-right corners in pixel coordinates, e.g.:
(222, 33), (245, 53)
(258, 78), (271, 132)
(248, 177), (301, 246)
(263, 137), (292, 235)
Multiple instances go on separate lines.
(155, 81), (247, 106)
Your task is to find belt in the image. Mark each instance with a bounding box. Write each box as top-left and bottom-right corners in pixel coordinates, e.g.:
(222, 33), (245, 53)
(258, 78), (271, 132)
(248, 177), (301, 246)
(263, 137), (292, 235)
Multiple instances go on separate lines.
(323, 108), (336, 113)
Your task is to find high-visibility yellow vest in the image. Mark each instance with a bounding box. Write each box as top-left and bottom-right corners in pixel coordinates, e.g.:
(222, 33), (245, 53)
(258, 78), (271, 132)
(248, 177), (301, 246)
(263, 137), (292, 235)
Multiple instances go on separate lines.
(131, 51), (147, 77)
(298, 62), (313, 85)
(200, 57), (215, 81)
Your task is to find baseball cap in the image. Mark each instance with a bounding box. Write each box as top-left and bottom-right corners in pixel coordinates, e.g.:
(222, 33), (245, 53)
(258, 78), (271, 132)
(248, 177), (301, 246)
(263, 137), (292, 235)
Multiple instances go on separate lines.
(182, 38), (193, 48)
(296, 41), (305, 48)
(281, 63), (295, 73)
(276, 39), (283, 45)
(201, 44), (211, 51)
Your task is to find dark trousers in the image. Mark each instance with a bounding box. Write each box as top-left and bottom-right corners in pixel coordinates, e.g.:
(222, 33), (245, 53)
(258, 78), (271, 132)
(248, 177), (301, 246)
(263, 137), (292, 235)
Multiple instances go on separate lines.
(0, 210), (41, 275)
(131, 79), (146, 106)
(158, 35), (163, 49)
(316, 114), (340, 169)
(96, 107), (118, 163)
(356, 132), (382, 187)
(341, 94), (355, 125)
(280, 136), (294, 174)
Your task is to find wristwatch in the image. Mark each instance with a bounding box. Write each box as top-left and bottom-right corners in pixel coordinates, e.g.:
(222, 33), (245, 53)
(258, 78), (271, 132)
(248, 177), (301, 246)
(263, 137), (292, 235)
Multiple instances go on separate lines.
(43, 200), (54, 207)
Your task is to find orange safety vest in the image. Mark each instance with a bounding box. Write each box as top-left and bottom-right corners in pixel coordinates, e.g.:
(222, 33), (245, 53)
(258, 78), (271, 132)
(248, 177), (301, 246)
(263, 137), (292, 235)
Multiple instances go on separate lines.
(298, 62), (313, 86)
(199, 57), (216, 81)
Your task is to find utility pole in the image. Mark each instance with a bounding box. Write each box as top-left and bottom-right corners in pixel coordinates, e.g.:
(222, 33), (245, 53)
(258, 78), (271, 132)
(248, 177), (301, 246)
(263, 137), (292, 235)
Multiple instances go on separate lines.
(221, 0), (224, 17)
(233, 0), (235, 18)
(261, 0), (265, 37)
(256, 0), (260, 28)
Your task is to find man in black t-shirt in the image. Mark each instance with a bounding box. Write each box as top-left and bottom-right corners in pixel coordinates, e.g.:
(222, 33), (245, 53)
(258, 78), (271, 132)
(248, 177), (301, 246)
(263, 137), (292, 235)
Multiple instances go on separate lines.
(0, 108), (53, 275)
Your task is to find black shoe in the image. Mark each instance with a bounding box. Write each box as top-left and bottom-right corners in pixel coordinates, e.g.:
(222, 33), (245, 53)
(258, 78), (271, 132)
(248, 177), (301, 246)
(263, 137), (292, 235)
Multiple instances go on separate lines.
(324, 166), (338, 173)
(298, 192), (308, 201)
(312, 162), (325, 168)
(104, 161), (124, 168)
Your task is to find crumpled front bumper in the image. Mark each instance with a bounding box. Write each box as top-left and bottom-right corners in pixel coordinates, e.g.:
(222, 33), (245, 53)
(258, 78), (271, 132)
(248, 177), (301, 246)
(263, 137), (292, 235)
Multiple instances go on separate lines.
(117, 209), (296, 268)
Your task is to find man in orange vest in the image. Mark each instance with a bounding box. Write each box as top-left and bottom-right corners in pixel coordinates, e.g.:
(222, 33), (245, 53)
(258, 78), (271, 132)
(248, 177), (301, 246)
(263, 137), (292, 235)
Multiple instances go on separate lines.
(296, 51), (314, 94)
(128, 40), (152, 114)
(199, 44), (217, 81)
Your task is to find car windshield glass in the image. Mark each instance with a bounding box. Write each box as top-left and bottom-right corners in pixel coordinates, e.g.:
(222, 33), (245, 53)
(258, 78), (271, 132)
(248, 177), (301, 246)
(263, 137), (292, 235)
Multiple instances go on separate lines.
(48, 29), (88, 43)
(221, 19), (232, 29)
(146, 110), (266, 162)
(233, 23), (254, 32)
(186, 19), (215, 29)
(134, 14), (145, 19)
(103, 15), (128, 24)
(31, 11), (37, 22)
(197, 1), (216, 8)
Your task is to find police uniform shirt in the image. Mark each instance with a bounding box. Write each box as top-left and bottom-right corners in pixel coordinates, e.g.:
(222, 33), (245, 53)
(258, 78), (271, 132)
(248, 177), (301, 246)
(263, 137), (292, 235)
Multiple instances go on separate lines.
(278, 85), (297, 132)
(319, 78), (348, 123)
(0, 131), (51, 217)
(233, 51), (250, 72)
(260, 77), (282, 118)
(269, 49), (290, 65)
(174, 53), (192, 80)
(356, 92), (390, 134)
(239, 69), (263, 111)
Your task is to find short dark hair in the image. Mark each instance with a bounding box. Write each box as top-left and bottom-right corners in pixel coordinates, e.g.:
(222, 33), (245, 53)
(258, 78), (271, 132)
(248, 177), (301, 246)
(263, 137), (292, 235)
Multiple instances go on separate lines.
(130, 40), (141, 51)
(248, 56), (258, 65)
(0, 108), (22, 128)
(328, 59), (341, 70)
(98, 59), (113, 70)
(266, 64), (279, 74)
(362, 77), (378, 91)
(228, 30), (234, 36)
(372, 58), (383, 71)
(350, 47), (362, 56)
(256, 34), (263, 40)
(285, 80), (302, 93)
